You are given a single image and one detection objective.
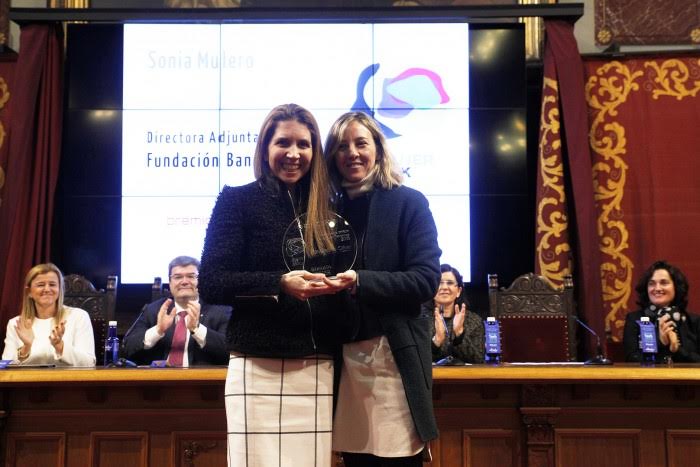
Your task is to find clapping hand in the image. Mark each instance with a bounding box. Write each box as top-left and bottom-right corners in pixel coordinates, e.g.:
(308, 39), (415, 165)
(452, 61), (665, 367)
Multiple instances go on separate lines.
(156, 298), (176, 335)
(433, 306), (446, 347)
(50, 320), (66, 354)
(184, 300), (201, 333)
(658, 314), (680, 353)
(452, 303), (467, 338)
(15, 315), (35, 347)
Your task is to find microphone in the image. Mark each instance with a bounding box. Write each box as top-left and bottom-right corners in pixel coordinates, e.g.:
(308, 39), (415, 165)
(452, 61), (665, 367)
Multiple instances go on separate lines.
(575, 316), (612, 365)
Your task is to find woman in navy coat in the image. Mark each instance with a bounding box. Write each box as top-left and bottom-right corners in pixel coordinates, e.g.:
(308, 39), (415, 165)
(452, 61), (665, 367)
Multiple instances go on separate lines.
(324, 111), (441, 467)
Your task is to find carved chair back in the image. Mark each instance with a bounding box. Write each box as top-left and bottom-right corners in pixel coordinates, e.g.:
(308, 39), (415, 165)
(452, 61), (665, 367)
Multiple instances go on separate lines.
(488, 273), (576, 362)
(63, 274), (118, 364)
(151, 276), (171, 302)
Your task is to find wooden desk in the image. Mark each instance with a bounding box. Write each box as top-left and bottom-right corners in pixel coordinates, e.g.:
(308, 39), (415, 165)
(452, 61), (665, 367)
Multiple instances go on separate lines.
(0, 367), (228, 467)
(432, 364), (700, 467)
(1, 365), (699, 467)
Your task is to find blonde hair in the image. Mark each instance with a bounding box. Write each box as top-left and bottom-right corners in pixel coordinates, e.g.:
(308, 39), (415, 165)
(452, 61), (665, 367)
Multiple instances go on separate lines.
(22, 263), (66, 325)
(324, 111), (403, 191)
(252, 103), (334, 255)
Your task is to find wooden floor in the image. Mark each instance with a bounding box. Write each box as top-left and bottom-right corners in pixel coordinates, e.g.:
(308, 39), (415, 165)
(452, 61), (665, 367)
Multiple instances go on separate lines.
(1, 364), (699, 466)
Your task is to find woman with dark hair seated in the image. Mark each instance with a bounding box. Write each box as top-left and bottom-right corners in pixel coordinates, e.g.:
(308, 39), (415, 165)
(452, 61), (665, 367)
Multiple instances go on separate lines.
(426, 264), (484, 365)
(623, 260), (700, 362)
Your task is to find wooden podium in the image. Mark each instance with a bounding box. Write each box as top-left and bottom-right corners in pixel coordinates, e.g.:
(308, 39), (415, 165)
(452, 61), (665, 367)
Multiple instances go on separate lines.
(0, 367), (227, 467)
(1, 365), (700, 467)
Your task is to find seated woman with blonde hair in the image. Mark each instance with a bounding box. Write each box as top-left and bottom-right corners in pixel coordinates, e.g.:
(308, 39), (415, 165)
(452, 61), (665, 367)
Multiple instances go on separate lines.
(2, 263), (96, 366)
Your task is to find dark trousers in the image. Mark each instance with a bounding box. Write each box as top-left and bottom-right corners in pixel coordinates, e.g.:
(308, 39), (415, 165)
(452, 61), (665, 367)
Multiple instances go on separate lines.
(342, 451), (423, 467)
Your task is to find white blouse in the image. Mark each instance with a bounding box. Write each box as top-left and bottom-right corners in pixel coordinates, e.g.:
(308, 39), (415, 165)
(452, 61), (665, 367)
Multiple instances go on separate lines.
(2, 306), (96, 366)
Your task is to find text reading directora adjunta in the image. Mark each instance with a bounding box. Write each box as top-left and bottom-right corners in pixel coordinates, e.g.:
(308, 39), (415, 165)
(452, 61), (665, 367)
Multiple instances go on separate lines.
(146, 130), (258, 145)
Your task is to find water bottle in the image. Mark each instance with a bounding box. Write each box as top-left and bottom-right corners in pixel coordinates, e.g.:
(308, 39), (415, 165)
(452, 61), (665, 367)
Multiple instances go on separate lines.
(638, 316), (657, 366)
(104, 321), (119, 366)
(484, 317), (501, 365)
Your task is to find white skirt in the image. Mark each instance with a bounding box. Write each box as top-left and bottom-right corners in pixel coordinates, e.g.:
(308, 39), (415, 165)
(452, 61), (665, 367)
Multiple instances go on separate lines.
(225, 353), (333, 467)
(333, 336), (423, 457)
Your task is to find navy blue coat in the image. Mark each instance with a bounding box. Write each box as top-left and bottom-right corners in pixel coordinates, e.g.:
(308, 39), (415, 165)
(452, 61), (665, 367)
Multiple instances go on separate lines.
(347, 185), (441, 443)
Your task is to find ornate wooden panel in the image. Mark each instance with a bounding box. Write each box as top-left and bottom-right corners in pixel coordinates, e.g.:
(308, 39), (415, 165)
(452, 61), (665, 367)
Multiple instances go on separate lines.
(1, 367), (700, 467)
(595, 0), (700, 46)
(555, 429), (640, 467)
(89, 432), (148, 467)
(431, 430), (463, 467)
(5, 432), (65, 467)
(63, 274), (118, 364)
(488, 273), (577, 362)
(464, 429), (519, 467)
(172, 431), (226, 467)
(666, 430), (700, 467)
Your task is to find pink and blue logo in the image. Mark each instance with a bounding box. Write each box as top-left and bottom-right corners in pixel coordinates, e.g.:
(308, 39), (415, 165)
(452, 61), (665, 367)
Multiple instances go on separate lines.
(352, 63), (450, 138)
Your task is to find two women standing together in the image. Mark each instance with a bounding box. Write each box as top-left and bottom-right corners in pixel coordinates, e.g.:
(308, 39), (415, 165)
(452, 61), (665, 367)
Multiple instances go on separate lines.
(199, 104), (441, 466)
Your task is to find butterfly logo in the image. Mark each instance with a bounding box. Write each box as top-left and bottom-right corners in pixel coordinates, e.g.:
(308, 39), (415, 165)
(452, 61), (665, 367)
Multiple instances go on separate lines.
(352, 63), (450, 138)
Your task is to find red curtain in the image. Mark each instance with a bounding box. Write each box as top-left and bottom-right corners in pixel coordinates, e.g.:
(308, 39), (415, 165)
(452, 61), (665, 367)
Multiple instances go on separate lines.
(535, 26), (572, 283)
(584, 55), (700, 340)
(0, 59), (14, 210)
(535, 20), (605, 351)
(537, 26), (700, 344)
(0, 24), (64, 337)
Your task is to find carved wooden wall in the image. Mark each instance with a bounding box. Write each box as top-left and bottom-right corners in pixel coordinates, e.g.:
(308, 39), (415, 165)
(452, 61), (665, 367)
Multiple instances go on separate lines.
(595, 0), (700, 47)
(3, 367), (700, 466)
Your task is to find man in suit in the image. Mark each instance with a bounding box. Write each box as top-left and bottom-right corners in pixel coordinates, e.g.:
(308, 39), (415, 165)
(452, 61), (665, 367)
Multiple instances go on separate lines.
(123, 256), (231, 366)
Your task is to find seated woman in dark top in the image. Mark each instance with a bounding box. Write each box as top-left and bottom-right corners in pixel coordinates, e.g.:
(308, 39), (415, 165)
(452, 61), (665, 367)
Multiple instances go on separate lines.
(426, 264), (484, 365)
(623, 260), (700, 363)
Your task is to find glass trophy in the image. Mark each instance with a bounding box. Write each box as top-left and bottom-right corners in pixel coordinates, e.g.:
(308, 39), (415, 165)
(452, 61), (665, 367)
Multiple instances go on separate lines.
(282, 212), (357, 277)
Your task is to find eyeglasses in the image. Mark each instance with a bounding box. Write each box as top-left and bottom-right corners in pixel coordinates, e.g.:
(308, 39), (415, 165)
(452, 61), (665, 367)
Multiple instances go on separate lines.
(439, 280), (458, 287)
(170, 273), (198, 282)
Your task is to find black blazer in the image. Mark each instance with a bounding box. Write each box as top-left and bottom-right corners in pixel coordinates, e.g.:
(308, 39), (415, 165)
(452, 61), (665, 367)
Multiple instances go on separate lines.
(623, 308), (700, 363)
(198, 180), (355, 357)
(122, 298), (231, 365)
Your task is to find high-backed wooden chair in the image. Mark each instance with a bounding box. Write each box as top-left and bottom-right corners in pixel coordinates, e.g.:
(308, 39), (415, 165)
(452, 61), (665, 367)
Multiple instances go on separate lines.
(488, 273), (577, 362)
(63, 274), (118, 365)
(151, 276), (170, 302)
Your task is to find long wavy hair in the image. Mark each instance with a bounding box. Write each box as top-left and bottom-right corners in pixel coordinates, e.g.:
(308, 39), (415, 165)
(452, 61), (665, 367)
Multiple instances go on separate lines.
(253, 103), (334, 255)
(635, 260), (689, 311)
(21, 263), (66, 325)
(324, 111), (403, 194)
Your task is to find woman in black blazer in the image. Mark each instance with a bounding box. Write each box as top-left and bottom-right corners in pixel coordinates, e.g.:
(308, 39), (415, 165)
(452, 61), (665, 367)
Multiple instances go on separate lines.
(623, 260), (700, 363)
(323, 111), (441, 467)
(199, 104), (345, 467)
